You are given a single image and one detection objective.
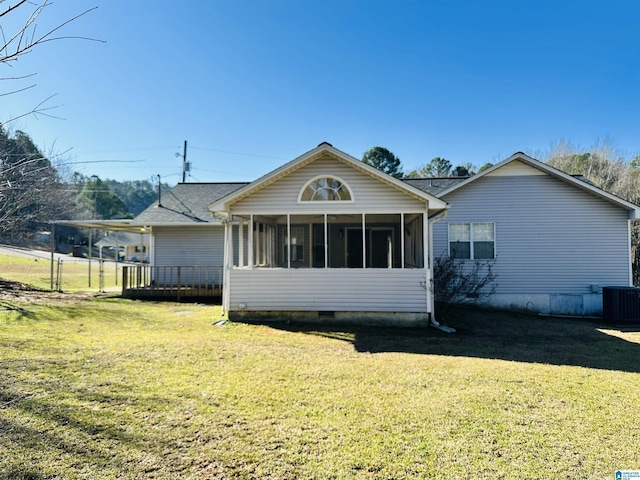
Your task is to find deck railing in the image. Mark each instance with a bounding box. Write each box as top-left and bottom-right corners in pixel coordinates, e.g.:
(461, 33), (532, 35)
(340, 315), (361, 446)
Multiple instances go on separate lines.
(122, 265), (223, 300)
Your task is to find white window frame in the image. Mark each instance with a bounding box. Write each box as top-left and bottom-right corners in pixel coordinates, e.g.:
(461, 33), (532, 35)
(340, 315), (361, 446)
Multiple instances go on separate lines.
(448, 222), (495, 260)
(297, 175), (355, 203)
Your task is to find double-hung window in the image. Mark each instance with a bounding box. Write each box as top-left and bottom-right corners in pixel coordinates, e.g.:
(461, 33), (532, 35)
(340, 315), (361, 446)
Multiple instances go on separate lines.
(449, 223), (495, 259)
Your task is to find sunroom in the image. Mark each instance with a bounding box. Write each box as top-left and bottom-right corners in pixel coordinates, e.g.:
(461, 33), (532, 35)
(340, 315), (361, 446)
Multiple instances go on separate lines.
(211, 143), (448, 325)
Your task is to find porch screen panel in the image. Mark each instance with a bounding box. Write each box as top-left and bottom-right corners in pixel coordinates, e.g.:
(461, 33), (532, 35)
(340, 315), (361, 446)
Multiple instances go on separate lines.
(328, 214), (361, 268)
(252, 220), (276, 267)
(281, 215), (312, 268)
(365, 214), (401, 268)
(404, 214), (424, 268)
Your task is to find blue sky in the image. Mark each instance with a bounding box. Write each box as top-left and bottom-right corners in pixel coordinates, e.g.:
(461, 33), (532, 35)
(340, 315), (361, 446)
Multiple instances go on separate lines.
(3, 0), (639, 185)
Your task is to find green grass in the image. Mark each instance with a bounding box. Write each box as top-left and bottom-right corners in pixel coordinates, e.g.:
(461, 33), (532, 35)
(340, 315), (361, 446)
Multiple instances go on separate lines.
(0, 253), (121, 292)
(1, 259), (640, 478)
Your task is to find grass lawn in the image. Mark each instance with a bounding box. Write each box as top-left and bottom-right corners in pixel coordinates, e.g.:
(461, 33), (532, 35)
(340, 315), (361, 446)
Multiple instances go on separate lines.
(1, 262), (640, 478)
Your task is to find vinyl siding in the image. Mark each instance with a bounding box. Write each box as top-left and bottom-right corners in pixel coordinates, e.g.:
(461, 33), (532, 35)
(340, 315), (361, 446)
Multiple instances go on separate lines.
(153, 226), (224, 266)
(433, 175), (631, 295)
(228, 268), (428, 312)
(231, 155), (426, 214)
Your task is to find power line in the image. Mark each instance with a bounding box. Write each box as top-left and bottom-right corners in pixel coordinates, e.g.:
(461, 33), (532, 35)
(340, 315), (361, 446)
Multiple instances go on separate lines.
(190, 146), (286, 161)
(69, 159), (147, 165)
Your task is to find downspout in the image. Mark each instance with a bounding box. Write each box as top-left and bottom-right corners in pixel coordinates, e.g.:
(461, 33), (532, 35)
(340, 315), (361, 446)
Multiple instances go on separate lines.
(427, 209), (456, 333)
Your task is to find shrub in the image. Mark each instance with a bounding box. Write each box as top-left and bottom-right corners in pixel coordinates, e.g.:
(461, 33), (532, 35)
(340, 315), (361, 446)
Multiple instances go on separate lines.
(432, 254), (497, 321)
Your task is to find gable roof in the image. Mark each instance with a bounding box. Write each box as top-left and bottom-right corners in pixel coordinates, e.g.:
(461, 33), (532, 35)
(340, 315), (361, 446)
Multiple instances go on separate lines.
(132, 182), (248, 226)
(435, 152), (640, 217)
(209, 142), (448, 213)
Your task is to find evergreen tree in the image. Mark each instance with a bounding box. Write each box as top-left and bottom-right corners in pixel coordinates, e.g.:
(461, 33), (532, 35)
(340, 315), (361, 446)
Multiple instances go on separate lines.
(362, 146), (403, 179)
(75, 175), (130, 220)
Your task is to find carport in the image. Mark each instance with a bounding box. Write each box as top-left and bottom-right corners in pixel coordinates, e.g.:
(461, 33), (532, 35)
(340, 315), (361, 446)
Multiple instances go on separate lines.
(51, 219), (146, 290)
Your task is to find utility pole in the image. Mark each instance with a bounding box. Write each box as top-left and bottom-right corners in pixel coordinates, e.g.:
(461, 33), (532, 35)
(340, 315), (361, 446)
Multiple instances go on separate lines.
(181, 140), (189, 183)
(157, 174), (162, 207)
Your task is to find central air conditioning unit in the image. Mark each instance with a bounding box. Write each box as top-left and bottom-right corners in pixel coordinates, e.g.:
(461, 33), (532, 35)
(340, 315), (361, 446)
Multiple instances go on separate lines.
(602, 286), (640, 325)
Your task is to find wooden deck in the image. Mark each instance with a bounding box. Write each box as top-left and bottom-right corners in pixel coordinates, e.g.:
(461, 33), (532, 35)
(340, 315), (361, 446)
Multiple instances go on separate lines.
(122, 265), (223, 301)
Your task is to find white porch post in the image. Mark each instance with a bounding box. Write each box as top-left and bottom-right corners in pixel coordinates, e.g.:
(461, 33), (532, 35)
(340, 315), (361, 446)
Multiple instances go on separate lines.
(324, 213), (328, 268)
(227, 217), (234, 269)
(361, 213), (366, 268)
(287, 214), (291, 269)
(262, 223), (267, 265)
(222, 217), (232, 315)
(268, 224), (274, 267)
(221, 220), (228, 315)
(401, 213), (405, 269)
(148, 228), (155, 267)
(424, 209), (432, 316)
(239, 217), (244, 267)
(248, 214), (254, 268)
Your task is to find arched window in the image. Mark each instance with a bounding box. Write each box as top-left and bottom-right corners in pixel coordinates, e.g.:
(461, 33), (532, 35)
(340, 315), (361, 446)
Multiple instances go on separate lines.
(299, 176), (353, 202)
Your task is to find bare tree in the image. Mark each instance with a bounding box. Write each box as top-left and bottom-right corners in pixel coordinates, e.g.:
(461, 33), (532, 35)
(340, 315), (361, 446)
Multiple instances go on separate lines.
(0, 1), (100, 244)
(0, 126), (76, 243)
(544, 138), (640, 205)
(1, 0), (100, 126)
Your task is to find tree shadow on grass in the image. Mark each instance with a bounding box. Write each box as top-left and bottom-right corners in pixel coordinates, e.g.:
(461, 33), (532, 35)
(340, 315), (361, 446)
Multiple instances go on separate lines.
(0, 359), (182, 479)
(267, 307), (640, 374)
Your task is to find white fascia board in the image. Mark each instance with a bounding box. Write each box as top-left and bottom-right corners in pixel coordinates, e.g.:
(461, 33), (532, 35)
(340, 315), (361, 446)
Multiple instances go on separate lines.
(53, 219), (138, 232)
(129, 221), (223, 228)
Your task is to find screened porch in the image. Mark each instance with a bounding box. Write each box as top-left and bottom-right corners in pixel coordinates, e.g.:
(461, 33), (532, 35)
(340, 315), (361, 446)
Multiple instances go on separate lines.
(228, 213), (427, 270)
(221, 211), (434, 317)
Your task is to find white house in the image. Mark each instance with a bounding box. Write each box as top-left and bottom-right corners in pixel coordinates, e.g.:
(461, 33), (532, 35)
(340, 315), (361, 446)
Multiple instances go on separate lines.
(57, 145), (640, 322)
(407, 152), (640, 316)
(209, 142), (448, 325)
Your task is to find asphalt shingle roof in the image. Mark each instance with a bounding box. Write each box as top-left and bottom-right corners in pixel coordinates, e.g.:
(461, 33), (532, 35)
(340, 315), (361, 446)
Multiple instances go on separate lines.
(402, 177), (467, 196)
(132, 183), (248, 225)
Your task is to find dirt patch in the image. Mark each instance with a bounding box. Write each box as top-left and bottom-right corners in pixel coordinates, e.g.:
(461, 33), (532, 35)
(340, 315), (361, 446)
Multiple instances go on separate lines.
(0, 279), (97, 303)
